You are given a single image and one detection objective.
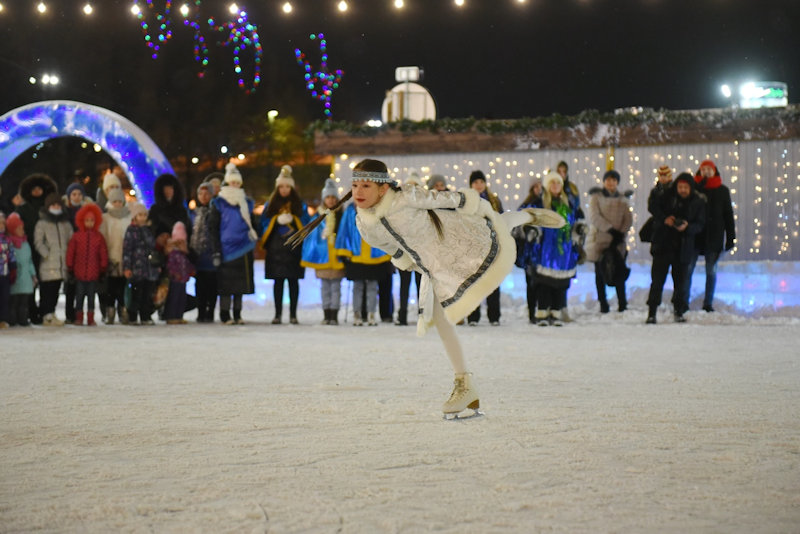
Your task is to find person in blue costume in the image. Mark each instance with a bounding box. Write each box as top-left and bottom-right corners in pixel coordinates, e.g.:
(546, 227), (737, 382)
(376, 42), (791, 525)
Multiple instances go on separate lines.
(518, 171), (583, 326)
(301, 178), (346, 325)
(258, 165), (311, 324)
(210, 163), (257, 325)
(334, 201), (392, 326)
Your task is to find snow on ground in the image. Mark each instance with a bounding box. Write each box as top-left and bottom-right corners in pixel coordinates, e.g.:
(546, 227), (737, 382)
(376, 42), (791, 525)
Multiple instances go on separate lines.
(2, 268), (800, 533)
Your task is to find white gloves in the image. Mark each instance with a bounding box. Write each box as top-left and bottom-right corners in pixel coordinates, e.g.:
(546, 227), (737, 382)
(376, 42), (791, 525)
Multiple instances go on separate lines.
(277, 213), (293, 225)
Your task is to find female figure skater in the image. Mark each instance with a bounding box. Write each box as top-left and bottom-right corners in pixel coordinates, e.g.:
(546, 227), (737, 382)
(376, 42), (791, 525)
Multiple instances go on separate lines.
(348, 159), (562, 417)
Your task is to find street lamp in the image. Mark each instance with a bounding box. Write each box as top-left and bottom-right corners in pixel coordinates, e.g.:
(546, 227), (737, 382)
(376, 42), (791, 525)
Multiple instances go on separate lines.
(266, 109), (279, 174)
(720, 84), (732, 99)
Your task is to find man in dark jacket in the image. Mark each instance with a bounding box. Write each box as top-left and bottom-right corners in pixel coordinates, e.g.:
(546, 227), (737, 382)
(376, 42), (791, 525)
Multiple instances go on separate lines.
(646, 172), (706, 324)
(687, 159), (736, 312)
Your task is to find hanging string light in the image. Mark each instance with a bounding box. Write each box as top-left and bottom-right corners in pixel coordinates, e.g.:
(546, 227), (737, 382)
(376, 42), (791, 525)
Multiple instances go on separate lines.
(214, 9), (263, 93)
(132, 0), (174, 60)
(131, 0), (262, 92)
(295, 33), (344, 119)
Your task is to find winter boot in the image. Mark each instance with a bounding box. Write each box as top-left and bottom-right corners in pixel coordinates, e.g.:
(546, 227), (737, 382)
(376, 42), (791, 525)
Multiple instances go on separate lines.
(104, 306), (115, 325)
(395, 309), (407, 326)
(321, 309), (330, 325)
(43, 313), (65, 327)
(87, 311), (96, 326)
(234, 309), (245, 325)
(353, 311), (363, 326)
(119, 307), (129, 325)
(535, 309), (549, 327)
(646, 305), (657, 324)
(220, 309), (231, 325)
(367, 312), (378, 326)
(442, 372), (480, 415)
(74, 311), (84, 326)
(329, 309), (339, 325)
(599, 300), (610, 314)
(550, 308), (564, 327)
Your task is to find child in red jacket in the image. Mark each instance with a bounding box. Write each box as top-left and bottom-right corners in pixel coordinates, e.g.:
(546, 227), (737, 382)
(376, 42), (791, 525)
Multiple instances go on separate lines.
(66, 203), (108, 325)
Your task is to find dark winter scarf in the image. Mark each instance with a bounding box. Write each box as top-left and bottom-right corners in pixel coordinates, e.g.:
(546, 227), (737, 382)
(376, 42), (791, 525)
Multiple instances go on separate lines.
(190, 204), (213, 253)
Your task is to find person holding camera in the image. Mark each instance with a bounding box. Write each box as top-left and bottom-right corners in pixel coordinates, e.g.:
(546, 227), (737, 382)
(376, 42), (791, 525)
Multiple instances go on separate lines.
(645, 172), (705, 324)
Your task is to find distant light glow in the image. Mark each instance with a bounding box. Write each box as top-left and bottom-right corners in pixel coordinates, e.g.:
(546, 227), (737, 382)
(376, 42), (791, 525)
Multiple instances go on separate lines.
(367, 119), (382, 127)
(721, 84), (732, 98)
(228, 3), (239, 14)
(454, 0), (465, 6)
(0, 3), (5, 13)
(83, 3), (93, 15)
(394, 0), (404, 8)
(93, 143), (102, 152)
(237, 153), (246, 160)
(131, 4), (140, 15)
(37, 2), (46, 14)
(282, 2), (292, 13)
(220, 145), (229, 154)
(28, 77), (36, 84)
(191, 156), (199, 164)
(179, 3), (189, 17)
(337, 1), (348, 12)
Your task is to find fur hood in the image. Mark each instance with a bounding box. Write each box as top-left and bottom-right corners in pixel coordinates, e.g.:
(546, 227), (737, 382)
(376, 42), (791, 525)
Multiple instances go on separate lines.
(19, 174), (58, 205)
(153, 173), (186, 207)
(75, 203), (103, 232)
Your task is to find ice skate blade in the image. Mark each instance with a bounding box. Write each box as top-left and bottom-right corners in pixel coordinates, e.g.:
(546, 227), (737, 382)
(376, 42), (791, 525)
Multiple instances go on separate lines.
(443, 410), (485, 421)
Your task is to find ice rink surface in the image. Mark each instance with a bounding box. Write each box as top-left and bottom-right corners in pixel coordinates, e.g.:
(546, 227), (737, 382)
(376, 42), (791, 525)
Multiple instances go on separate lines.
(2, 297), (799, 533)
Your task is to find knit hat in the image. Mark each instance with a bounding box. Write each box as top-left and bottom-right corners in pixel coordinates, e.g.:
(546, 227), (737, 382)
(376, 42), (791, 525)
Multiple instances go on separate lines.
(543, 171), (564, 191)
(657, 165), (673, 179)
(66, 182), (85, 200)
(6, 212), (24, 235)
(699, 159), (716, 170)
(674, 172), (695, 187)
(602, 170), (620, 182)
(321, 178), (338, 199)
(107, 188), (126, 204)
(171, 221), (187, 242)
(275, 165), (295, 188)
(102, 172), (121, 193)
(44, 192), (61, 208)
(197, 182), (212, 195)
(427, 174), (446, 190)
(224, 162), (243, 186)
(128, 201), (148, 219)
(469, 170), (486, 186)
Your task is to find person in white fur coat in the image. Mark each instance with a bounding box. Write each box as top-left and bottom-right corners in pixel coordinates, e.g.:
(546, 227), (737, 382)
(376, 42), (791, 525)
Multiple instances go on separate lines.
(350, 158), (560, 417)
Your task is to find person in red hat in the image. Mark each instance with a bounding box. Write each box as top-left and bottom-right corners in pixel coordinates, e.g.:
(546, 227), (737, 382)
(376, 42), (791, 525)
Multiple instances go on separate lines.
(687, 159), (736, 312)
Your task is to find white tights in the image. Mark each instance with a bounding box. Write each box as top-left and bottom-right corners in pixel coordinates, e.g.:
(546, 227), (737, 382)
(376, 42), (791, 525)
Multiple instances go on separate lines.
(433, 299), (466, 374)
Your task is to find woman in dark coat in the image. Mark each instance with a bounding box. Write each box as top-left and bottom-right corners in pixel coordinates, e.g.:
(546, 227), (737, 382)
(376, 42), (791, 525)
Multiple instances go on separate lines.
(15, 173), (58, 324)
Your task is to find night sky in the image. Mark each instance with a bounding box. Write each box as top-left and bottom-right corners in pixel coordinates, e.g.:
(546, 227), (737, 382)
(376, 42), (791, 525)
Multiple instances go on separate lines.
(1, 0), (798, 148)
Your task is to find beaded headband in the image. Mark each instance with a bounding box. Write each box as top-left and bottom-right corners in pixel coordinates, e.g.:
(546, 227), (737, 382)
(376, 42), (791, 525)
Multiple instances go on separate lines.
(352, 170), (395, 184)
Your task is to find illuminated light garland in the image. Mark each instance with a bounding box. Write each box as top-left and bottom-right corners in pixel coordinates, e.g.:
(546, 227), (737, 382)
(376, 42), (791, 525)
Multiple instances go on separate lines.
(214, 9), (262, 93)
(181, 1), (210, 78)
(294, 33), (344, 119)
(132, 0), (262, 92)
(133, 0), (174, 60)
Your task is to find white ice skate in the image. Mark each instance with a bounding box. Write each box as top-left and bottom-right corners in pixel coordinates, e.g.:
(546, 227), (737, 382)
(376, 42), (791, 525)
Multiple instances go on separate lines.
(442, 372), (483, 420)
(522, 207), (567, 229)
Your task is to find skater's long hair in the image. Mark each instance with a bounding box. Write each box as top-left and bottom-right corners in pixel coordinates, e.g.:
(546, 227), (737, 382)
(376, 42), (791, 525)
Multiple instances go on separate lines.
(265, 186), (304, 218)
(354, 159), (444, 240)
